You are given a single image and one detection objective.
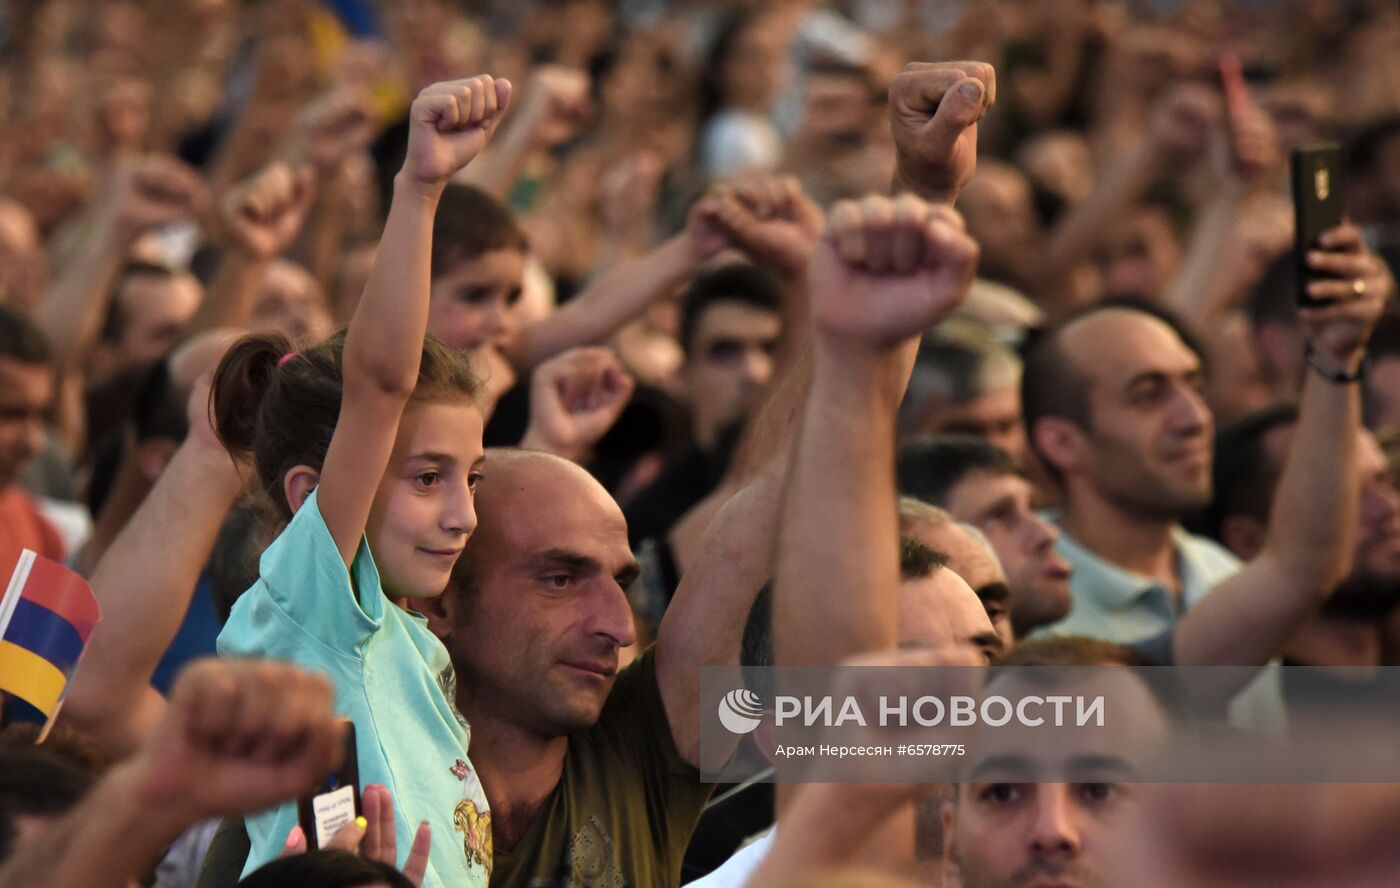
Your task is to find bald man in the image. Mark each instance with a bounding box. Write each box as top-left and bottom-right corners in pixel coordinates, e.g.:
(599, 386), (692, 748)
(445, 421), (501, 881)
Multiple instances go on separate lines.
(1021, 294), (1383, 725)
(413, 445), (783, 887)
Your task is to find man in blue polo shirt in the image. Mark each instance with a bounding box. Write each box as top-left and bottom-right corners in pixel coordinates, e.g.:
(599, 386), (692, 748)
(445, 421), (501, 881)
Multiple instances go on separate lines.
(1020, 258), (1389, 725)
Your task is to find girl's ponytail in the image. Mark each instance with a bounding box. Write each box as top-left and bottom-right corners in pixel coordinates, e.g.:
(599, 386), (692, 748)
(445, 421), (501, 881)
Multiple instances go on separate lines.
(210, 332), (292, 459)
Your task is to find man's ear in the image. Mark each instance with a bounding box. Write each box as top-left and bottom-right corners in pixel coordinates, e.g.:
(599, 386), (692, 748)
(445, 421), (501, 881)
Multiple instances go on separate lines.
(283, 465), (321, 514)
(409, 591), (457, 642)
(1221, 514), (1267, 562)
(1031, 416), (1086, 477)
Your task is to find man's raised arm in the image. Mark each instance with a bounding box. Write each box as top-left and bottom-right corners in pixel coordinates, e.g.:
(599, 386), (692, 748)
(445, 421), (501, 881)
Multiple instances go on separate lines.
(61, 372), (242, 757)
(1175, 223), (1392, 669)
(651, 181), (822, 766)
(775, 196), (979, 667)
(888, 61), (996, 206)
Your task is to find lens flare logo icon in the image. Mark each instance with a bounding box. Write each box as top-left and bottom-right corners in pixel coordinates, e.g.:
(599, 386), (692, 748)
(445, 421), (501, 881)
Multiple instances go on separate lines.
(718, 688), (765, 734)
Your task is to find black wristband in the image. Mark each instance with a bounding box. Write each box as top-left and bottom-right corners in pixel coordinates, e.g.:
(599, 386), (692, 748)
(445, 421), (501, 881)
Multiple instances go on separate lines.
(1305, 342), (1366, 384)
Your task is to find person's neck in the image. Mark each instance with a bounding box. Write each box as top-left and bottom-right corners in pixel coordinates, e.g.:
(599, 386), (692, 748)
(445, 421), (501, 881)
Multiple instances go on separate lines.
(1059, 488), (1179, 588)
(1285, 617), (1383, 672)
(460, 700), (569, 853)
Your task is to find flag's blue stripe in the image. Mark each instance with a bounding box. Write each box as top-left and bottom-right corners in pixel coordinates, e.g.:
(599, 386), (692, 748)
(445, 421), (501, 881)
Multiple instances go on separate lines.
(1, 598), (84, 672)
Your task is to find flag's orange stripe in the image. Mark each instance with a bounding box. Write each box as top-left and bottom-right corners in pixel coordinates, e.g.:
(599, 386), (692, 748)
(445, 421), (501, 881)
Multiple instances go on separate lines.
(0, 640), (66, 715)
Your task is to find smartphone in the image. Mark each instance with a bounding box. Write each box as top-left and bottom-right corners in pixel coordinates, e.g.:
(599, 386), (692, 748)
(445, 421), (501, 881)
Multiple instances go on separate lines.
(1290, 144), (1344, 305)
(296, 720), (361, 850)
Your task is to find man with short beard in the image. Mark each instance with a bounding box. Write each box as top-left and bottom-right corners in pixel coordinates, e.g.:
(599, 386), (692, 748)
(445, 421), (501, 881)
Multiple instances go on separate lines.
(1021, 279), (1385, 725)
(1021, 287), (1381, 653)
(1205, 406), (1400, 708)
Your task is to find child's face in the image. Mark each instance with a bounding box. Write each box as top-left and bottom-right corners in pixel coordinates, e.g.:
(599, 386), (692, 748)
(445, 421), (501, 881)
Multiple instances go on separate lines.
(427, 249), (526, 352)
(365, 399), (485, 600)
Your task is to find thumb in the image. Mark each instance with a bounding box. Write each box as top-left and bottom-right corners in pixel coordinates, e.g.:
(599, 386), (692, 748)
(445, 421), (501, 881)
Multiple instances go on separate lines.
(921, 78), (984, 156)
(493, 79), (514, 117)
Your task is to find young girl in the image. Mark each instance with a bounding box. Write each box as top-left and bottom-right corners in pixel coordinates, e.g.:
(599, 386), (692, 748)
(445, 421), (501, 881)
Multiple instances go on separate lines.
(211, 75), (512, 886)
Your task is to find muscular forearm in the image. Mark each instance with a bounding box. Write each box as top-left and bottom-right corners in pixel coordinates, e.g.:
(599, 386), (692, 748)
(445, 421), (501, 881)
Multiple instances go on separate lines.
(33, 221), (130, 372)
(1176, 372), (1358, 668)
(65, 438), (243, 755)
(1261, 369), (1358, 597)
(185, 250), (270, 340)
(775, 345), (911, 666)
(1163, 181), (1251, 333)
(1043, 140), (1164, 278)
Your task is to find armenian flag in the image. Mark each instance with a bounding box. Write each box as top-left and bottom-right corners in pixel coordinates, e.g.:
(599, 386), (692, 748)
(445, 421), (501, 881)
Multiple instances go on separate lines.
(0, 548), (101, 725)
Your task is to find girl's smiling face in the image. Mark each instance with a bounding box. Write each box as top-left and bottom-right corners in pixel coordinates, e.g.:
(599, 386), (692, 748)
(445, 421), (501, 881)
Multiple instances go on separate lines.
(365, 398), (486, 600)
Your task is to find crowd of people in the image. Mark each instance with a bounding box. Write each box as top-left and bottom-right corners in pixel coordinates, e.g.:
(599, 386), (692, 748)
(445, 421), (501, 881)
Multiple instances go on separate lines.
(1, 0), (1400, 886)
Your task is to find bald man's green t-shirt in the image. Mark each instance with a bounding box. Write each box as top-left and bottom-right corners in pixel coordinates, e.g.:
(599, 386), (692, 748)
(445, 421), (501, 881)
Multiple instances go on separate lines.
(198, 647), (714, 887)
(489, 647), (714, 887)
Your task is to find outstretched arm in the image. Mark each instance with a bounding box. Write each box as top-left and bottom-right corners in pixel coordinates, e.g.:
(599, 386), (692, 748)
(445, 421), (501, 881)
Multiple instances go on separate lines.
(319, 76), (511, 565)
(458, 65), (591, 199)
(775, 195), (980, 667)
(61, 375), (241, 757)
(648, 187), (824, 765)
(185, 161), (317, 339)
(33, 156), (206, 372)
(504, 197), (729, 371)
(1176, 224), (1391, 670)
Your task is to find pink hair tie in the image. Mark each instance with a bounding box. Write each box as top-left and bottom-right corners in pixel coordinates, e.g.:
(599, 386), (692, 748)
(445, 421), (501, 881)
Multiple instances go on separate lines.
(277, 352), (297, 368)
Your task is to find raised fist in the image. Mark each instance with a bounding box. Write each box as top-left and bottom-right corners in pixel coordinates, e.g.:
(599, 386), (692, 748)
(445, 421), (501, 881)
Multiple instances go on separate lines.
(130, 659), (342, 824)
(521, 347), (635, 463)
(1147, 83), (1219, 166)
(100, 155), (208, 242)
(292, 87), (377, 172)
(694, 174), (825, 279)
(518, 65), (592, 151)
(219, 161), (316, 259)
(402, 76), (512, 192)
(888, 61), (996, 205)
(809, 193), (979, 349)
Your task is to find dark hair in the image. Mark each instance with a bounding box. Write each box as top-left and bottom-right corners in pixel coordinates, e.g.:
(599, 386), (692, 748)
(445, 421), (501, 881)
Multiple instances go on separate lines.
(679, 263), (782, 355)
(741, 582), (774, 700)
(0, 744), (95, 821)
(431, 184), (529, 278)
(210, 330), (480, 521)
(87, 360), (189, 516)
(739, 537), (947, 693)
(236, 850), (416, 888)
(697, 9), (760, 127)
(900, 537), (949, 581)
(1344, 115), (1400, 179)
(897, 435), (1017, 507)
(1244, 250), (1298, 330)
(101, 262), (182, 344)
(1021, 299), (1206, 482)
(995, 635), (1154, 669)
(0, 304), (50, 366)
(1190, 404), (1299, 542)
(0, 745), (93, 863)
(991, 635), (1188, 722)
